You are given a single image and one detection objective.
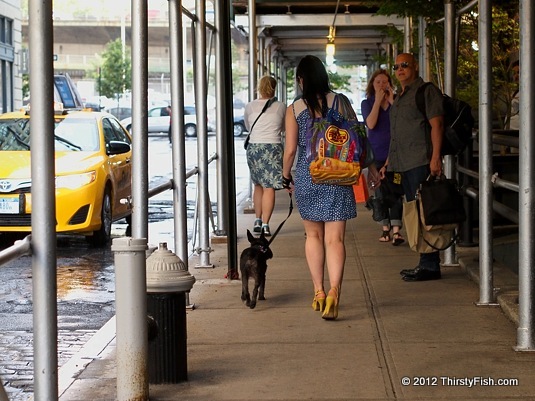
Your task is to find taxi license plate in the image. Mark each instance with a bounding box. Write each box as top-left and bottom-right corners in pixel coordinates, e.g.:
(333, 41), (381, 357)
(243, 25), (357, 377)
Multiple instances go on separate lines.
(0, 197), (20, 214)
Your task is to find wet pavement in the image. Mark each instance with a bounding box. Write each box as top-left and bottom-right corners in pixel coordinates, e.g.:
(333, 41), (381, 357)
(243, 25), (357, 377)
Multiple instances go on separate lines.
(0, 242), (116, 401)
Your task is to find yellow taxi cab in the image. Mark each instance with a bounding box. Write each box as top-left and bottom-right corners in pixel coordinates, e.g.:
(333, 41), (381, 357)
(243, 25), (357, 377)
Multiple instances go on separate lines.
(0, 105), (132, 246)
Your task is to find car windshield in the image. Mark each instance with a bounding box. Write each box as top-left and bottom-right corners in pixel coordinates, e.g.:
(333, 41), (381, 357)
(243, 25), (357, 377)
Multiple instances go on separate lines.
(54, 118), (99, 151)
(0, 117), (100, 151)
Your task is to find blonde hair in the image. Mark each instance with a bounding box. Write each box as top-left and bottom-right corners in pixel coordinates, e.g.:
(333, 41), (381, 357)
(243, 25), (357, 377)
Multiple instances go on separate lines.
(258, 75), (277, 98)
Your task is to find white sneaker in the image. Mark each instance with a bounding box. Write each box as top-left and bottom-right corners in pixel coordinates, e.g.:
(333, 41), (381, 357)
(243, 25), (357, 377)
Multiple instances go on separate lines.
(261, 224), (271, 236)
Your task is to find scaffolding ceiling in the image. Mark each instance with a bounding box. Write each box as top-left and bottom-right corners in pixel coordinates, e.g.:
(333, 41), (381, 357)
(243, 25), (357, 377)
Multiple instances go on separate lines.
(231, 1), (405, 67)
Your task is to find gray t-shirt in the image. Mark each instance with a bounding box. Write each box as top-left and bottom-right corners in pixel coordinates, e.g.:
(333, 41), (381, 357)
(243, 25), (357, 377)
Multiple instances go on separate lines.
(388, 77), (443, 172)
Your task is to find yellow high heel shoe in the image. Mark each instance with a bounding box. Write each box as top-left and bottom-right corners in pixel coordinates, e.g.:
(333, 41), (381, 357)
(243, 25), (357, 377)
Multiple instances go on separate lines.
(322, 287), (340, 320)
(312, 290), (326, 312)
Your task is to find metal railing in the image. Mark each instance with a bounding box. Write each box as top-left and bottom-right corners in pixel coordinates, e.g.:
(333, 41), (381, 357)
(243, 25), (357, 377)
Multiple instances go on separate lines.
(148, 151), (219, 257)
(457, 131), (519, 229)
(455, 130), (528, 349)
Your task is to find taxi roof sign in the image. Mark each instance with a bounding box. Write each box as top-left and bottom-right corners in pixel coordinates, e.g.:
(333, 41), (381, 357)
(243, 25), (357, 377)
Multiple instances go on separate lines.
(53, 74), (84, 109)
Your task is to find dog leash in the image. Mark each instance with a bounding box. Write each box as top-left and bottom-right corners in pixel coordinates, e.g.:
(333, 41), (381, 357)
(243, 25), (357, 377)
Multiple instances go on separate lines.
(267, 193), (294, 246)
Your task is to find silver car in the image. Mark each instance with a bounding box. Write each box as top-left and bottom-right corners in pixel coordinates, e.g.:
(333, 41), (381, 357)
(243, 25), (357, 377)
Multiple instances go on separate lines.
(120, 105), (213, 137)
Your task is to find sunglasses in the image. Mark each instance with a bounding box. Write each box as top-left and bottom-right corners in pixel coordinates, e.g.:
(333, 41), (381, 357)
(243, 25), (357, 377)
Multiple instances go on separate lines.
(392, 62), (411, 71)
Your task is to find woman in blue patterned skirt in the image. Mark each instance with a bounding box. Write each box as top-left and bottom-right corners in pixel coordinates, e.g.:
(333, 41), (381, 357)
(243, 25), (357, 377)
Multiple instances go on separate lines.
(244, 75), (287, 236)
(282, 55), (380, 320)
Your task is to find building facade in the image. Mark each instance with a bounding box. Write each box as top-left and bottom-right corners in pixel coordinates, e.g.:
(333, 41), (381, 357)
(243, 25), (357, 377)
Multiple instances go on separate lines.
(1, 0), (22, 111)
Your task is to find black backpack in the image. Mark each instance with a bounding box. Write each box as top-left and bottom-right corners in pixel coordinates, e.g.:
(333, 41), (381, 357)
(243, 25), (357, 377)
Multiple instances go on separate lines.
(416, 82), (475, 156)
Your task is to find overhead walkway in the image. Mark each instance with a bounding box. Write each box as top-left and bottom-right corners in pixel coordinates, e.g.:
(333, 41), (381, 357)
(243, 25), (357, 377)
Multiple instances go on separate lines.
(57, 189), (533, 401)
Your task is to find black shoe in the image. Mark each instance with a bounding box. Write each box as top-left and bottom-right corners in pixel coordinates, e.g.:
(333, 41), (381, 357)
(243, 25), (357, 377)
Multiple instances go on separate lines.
(400, 266), (419, 276)
(402, 267), (441, 281)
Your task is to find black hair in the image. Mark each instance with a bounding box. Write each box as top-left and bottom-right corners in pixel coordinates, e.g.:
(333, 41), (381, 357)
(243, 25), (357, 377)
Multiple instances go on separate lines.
(296, 55), (331, 117)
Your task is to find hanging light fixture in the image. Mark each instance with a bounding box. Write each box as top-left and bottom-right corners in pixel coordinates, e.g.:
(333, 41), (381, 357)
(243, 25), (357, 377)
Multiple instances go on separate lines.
(326, 0), (341, 66)
(326, 26), (336, 57)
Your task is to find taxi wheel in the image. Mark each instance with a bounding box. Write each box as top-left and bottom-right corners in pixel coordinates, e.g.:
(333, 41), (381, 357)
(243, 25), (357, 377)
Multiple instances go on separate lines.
(90, 189), (112, 247)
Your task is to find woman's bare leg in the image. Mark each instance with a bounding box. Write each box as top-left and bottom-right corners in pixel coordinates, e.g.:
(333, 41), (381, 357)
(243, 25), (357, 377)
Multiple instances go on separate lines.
(302, 220), (325, 292)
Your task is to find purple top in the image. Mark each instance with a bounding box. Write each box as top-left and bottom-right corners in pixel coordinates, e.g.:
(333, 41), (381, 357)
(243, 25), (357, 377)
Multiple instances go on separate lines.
(361, 96), (391, 162)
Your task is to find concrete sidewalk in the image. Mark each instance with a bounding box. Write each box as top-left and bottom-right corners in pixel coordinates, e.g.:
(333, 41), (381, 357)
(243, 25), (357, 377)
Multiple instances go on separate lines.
(59, 190), (535, 401)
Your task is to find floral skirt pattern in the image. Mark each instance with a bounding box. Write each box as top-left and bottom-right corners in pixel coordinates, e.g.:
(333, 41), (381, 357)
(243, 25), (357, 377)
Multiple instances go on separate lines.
(246, 143), (283, 189)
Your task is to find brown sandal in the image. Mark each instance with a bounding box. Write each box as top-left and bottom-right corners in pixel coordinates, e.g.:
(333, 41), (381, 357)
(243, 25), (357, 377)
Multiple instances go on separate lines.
(379, 230), (391, 242)
(392, 232), (405, 246)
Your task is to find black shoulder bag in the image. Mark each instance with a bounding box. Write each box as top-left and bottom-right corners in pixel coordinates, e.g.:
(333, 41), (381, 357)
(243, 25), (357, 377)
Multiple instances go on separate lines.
(418, 174), (466, 225)
(244, 97), (276, 150)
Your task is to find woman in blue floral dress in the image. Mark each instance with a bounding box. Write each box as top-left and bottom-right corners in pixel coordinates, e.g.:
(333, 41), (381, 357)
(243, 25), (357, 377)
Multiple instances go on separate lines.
(282, 55), (380, 320)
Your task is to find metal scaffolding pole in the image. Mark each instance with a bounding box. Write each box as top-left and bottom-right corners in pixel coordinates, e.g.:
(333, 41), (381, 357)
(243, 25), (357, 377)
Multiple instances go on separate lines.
(247, 0), (257, 103)
(403, 16), (412, 52)
(169, 0), (188, 266)
(245, 0), (258, 211)
(443, 0), (457, 266)
(418, 16), (430, 81)
(29, 0), (58, 398)
(131, 0), (150, 240)
(214, 0), (232, 238)
(194, 0), (214, 268)
(114, 0), (150, 398)
(516, 0), (535, 351)
(214, 0), (239, 279)
(477, 0), (495, 305)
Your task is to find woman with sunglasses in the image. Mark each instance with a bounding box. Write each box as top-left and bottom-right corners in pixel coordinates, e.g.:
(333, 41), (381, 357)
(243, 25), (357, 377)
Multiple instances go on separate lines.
(383, 52), (445, 282)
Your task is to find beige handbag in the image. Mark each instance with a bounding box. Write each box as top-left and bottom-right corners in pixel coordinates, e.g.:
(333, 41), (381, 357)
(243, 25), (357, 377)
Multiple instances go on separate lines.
(402, 199), (457, 253)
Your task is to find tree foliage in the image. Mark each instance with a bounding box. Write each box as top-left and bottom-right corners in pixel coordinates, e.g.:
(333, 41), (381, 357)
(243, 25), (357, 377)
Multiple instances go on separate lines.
(328, 70), (352, 91)
(455, 4), (519, 127)
(373, 0), (520, 128)
(98, 39), (132, 99)
(369, 0), (444, 19)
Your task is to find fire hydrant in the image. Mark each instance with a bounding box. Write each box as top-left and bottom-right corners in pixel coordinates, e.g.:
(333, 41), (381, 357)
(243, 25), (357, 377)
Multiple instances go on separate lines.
(146, 242), (195, 383)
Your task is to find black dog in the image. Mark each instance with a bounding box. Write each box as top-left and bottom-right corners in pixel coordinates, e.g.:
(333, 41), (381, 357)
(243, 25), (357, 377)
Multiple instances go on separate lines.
(240, 229), (273, 309)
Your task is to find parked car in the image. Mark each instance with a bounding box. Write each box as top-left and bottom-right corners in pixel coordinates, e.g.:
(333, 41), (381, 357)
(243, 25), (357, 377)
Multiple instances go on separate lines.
(0, 108), (133, 246)
(120, 105), (214, 137)
(83, 102), (103, 112)
(233, 115), (247, 137)
(233, 98), (246, 113)
(105, 106), (132, 121)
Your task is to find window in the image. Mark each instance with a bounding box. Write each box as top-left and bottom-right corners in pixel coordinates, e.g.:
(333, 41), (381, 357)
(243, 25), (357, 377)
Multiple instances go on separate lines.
(108, 118), (131, 144)
(148, 107), (164, 117)
(102, 118), (118, 143)
(0, 18), (4, 43)
(0, 15), (14, 113)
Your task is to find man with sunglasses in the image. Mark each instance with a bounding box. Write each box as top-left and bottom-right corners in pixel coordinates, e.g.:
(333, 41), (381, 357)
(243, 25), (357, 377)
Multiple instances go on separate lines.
(381, 52), (445, 281)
